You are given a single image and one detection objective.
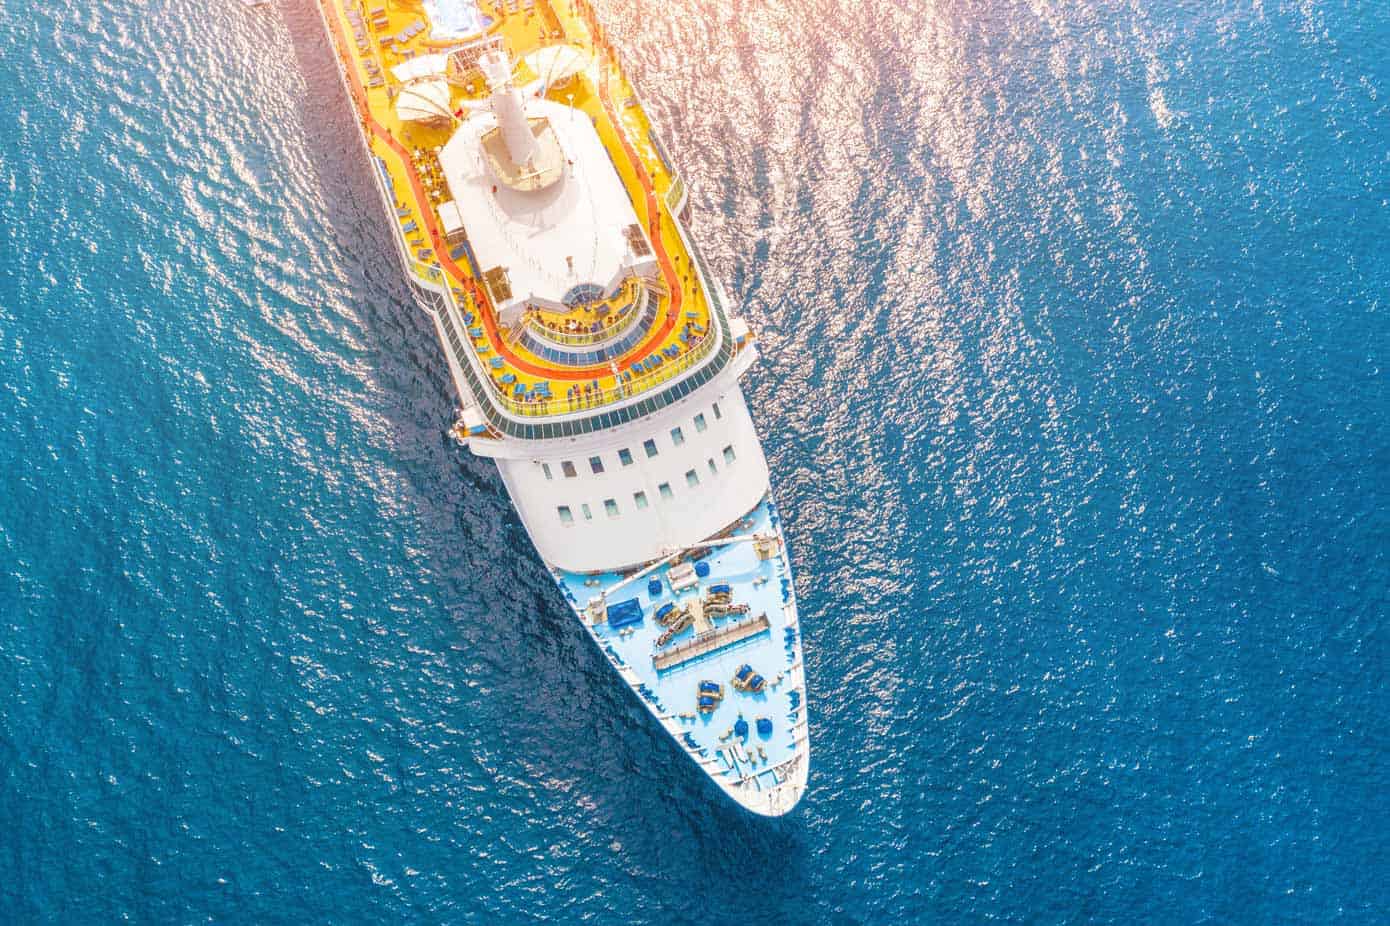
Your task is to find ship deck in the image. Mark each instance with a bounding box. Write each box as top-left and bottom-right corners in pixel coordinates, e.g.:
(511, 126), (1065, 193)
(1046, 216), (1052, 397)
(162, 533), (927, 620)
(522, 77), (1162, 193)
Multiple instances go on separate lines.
(322, 0), (721, 423)
(551, 497), (810, 813)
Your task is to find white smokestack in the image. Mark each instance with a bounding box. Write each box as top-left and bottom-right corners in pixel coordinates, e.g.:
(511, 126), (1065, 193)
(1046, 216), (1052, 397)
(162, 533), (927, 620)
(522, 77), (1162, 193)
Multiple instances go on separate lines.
(479, 49), (536, 169)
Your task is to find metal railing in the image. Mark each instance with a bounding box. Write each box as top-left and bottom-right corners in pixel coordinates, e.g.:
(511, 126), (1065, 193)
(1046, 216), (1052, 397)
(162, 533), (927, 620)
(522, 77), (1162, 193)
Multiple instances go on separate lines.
(527, 280), (647, 347)
(491, 320), (719, 418)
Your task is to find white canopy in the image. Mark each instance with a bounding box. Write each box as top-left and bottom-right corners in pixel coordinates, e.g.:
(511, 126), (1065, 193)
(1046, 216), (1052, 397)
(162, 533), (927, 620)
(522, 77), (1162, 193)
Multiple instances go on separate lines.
(521, 45), (591, 92)
(395, 79), (452, 124)
(438, 200), (466, 238)
(392, 53), (450, 84)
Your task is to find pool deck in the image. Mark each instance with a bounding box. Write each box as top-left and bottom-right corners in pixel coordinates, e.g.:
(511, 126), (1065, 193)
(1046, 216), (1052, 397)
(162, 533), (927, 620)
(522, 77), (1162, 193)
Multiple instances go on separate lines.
(552, 496), (810, 815)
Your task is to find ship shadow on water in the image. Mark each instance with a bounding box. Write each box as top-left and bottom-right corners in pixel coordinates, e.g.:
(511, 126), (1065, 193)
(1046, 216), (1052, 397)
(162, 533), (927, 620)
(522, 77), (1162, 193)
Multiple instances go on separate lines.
(271, 6), (819, 893)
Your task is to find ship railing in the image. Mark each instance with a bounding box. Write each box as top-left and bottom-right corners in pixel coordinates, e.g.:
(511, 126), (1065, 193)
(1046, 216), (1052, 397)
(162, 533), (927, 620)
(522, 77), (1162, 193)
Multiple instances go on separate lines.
(428, 260), (733, 440)
(526, 279), (647, 347)
(487, 320), (720, 419)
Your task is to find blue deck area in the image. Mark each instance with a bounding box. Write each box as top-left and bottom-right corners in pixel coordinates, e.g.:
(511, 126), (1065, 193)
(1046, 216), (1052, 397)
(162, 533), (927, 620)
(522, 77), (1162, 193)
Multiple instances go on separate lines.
(551, 497), (808, 796)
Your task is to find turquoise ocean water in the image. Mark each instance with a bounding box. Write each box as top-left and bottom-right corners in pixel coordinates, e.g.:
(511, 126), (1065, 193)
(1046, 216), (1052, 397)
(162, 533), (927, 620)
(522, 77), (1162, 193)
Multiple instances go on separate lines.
(1, 0), (1386, 921)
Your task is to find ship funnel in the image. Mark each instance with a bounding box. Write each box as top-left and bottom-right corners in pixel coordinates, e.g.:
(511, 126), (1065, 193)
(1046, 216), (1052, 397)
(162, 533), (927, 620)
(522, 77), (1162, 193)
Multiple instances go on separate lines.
(478, 48), (537, 169)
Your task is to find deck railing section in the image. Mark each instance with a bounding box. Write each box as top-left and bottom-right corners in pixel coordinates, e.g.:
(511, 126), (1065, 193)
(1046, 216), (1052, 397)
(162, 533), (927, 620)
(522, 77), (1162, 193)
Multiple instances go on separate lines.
(527, 280), (647, 347)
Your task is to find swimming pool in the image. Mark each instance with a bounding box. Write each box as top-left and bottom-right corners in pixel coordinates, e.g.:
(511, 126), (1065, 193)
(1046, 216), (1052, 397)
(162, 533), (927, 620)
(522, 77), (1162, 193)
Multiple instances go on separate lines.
(424, 0), (491, 40)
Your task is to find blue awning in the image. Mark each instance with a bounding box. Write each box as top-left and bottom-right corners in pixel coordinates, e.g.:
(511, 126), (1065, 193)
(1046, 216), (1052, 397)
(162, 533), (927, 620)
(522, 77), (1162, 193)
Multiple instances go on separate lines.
(607, 598), (643, 630)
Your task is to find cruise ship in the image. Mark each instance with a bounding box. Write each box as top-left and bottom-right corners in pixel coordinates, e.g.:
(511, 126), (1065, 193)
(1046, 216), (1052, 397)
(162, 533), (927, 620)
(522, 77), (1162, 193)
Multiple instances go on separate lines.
(314, 0), (809, 815)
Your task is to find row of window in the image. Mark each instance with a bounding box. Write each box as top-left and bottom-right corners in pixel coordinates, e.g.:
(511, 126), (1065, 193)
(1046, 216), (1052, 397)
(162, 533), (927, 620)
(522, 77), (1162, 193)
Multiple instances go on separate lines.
(540, 403), (723, 482)
(556, 444), (739, 524)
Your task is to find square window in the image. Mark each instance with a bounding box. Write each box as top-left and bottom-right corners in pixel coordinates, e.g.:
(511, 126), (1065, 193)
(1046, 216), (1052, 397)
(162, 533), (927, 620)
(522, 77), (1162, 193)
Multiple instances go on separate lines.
(708, 458), (718, 475)
(694, 413), (707, 433)
(557, 505), (573, 524)
(712, 402), (722, 419)
(542, 462), (553, 480)
(582, 503), (593, 520)
(618, 448), (634, 466)
(604, 498), (619, 518)
(658, 482), (673, 500)
(589, 456), (604, 475)
(562, 460), (577, 478)
(643, 438), (658, 458)
(670, 426), (685, 446)
(723, 445), (736, 464)
(685, 469), (699, 487)
(634, 491), (649, 509)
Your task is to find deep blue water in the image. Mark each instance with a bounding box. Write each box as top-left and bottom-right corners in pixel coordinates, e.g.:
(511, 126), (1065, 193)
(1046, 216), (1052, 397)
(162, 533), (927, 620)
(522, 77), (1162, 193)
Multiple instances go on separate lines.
(1, 0), (1387, 921)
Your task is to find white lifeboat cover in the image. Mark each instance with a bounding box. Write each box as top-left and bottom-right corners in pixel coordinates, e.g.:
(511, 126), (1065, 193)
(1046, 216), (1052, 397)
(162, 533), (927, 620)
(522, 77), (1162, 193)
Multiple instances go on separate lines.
(395, 79), (452, 123)
(391, 53), (450, 84)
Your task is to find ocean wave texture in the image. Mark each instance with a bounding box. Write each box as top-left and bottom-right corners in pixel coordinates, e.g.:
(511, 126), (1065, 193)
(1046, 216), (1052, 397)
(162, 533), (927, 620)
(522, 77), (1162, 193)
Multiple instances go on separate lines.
(0, 0), (1386, 922)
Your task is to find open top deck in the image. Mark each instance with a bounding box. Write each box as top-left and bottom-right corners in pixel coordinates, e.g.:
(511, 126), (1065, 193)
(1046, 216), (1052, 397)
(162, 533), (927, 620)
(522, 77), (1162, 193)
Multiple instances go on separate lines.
(552, 496), (809, 813)
(323, 0), (741, 432)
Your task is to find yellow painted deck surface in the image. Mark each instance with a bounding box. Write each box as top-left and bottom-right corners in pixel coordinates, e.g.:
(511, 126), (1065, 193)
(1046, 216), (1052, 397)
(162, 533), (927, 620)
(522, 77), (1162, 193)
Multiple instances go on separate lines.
(324, 0), (719, 417)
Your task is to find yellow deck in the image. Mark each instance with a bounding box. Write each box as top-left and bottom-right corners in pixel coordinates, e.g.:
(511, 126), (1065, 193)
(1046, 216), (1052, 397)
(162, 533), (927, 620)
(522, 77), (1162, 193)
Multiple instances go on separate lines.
(323, 0), (720, 419)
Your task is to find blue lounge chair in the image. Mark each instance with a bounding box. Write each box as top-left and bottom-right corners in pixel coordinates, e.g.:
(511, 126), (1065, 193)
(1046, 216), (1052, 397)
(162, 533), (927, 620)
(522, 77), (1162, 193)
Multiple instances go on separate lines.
(606, 598), (643, 630)
(756, 717), (773, 737)
(698, 680), (721, 695)
(648, 578), (662, 597)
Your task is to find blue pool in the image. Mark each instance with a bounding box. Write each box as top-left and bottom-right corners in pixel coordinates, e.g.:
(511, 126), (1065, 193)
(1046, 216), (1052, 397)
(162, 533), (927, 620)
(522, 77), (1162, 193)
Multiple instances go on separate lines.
(424, 0), (491, 40)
